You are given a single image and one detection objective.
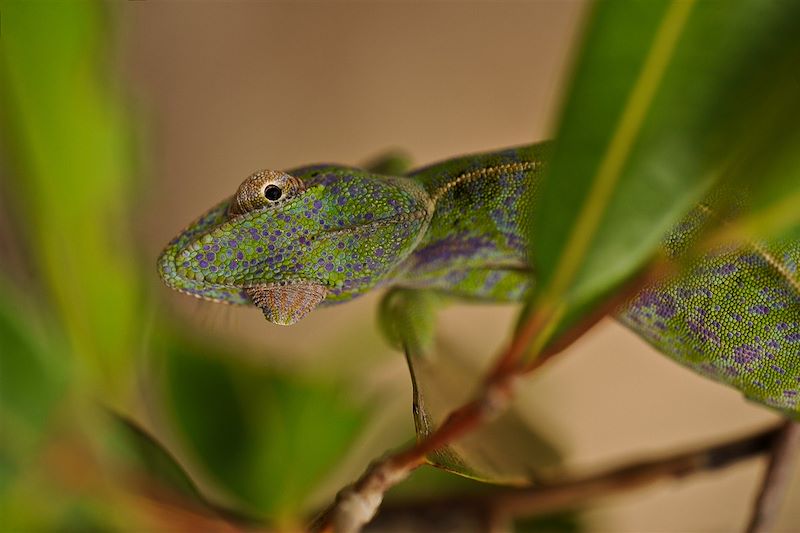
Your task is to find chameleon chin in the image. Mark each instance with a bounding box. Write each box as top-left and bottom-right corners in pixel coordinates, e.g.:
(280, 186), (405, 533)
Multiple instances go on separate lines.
(159, 142), (800, 418)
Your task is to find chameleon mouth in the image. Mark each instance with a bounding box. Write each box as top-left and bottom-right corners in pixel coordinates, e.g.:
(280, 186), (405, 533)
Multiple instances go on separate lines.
(157, 197), (254, 305)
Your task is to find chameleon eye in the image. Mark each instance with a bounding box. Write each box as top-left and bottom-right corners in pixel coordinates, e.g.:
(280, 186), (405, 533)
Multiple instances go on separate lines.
(264, 184), (282, 201)
(228, 170), (304, 216)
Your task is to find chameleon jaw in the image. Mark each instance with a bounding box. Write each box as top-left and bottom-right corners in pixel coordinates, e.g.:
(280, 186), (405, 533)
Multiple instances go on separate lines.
(245, 282), (328, 325)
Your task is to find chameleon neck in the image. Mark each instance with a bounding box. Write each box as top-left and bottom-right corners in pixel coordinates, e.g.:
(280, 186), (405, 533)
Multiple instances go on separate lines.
(393, 143), (550, 298)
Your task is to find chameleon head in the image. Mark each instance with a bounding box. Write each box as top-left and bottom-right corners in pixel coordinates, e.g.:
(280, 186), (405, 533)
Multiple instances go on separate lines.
(158, 166), (432, 325)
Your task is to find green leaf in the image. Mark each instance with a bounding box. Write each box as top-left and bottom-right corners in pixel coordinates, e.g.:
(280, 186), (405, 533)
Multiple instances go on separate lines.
(0, 0), (143, 401)
(410, 341), (563, 484)
(527, 0), (800, 356)
(0, 279), (66, 480)
(104, 413), (207, 508)
(159, 333), (369, 523)
(381, 290), (563, 484)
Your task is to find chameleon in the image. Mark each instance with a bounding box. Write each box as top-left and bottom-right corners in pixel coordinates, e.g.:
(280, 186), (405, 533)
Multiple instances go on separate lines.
(158, 142), (800, 419)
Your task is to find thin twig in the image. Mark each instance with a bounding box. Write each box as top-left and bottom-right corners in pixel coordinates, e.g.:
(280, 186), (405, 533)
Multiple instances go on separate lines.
(311, 256), (671, 533)
(746, 420), (800, 533)
(309, 369), (518, 533)
(368, 423), (783, 529)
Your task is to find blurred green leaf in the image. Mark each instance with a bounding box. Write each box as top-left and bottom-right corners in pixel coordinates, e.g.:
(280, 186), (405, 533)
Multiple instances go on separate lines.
(160, 333), (370, 523)
(411, 341), (562, 484)
(381, 290), (563, 484)
(0, 0), (143, 402)
(0, 279), (66, 482)
(514, 510), (585, 533)
(105, 412), (206, 508)
(527, 0), (800, 356)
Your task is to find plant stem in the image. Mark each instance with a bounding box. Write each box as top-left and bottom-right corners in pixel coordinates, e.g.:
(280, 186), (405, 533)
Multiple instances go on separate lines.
(368, 423), (784, 530)
(746, 420), (800, 533)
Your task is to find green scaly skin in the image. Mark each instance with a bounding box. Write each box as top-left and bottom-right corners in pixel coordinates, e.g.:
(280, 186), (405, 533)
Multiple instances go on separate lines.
(159, 142), (800, 418)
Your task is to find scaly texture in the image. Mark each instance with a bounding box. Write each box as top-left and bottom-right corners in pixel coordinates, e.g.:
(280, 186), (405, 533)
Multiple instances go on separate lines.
(159, 142), (799, 418)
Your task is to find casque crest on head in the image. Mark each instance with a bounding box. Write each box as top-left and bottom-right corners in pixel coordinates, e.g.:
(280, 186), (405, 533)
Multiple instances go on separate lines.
(159, 164), (432, 327)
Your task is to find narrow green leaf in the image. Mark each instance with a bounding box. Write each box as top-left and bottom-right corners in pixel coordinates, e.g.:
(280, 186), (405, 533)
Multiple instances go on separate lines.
(0, 0), (142, 401)
(159, 333), (369, 522)
(105, 413), (206, 507)
(528, 0), (800, 356)
(0, 279), (66, 473)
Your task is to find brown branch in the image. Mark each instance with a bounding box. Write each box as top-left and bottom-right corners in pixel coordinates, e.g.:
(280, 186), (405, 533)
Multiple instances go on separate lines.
(309, 369), (518, 533)
(746, 420), (800, 533)
(310, 254), (675, 533)
(309, 308), (545, 533)
(369, 423), (784, 529)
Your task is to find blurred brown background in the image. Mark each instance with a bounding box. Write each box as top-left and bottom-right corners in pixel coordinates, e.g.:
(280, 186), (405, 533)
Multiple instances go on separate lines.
(121, 2), (799, 531)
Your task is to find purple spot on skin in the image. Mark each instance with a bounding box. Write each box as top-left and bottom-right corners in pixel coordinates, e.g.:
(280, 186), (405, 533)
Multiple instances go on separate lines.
(194, 253), (204, 261)
(376, 248), (384, 257)
(733, 344), (761, 365)
(206, 252), (216, 261)
(365, 213), (374, 221)
(270, 235), (277, 242)
(785, 390), (798, 398)
(786, 333), (800, 342)
(687, 317), (720, 345)
(210, 266), (217, 272)
(636, 290), (677, 319)
(236, 251), (244, 260)
(325, 263), (334, 272)
(337, 241), (345, 249)
(262, 229), (270, 236)
(337, 266), (344, 272)
(229, 240), (237, 248)
(275, 230), (282, 236)
(203, 245), (210, 251)
(338, 197), (346, 206)
(229, 260), (238, 270)
(724, 365), (740, 377)
(182, 261), (190, 268)
(716, 263), (737, 275)
(199, 260), (208, 268)
(256, 246), (264, 253)
(772, 365), (786, 374)
(212, 244), (220, 252)
(750, 304), (770, 315)
(313, 200), (322, 209)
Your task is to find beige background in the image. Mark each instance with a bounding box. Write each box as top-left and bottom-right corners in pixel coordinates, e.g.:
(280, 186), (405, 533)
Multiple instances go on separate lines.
(122, 2), (799, 531)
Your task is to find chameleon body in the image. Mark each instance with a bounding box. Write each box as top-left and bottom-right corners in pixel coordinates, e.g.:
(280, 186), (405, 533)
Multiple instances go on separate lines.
(159, 143), (800, 418)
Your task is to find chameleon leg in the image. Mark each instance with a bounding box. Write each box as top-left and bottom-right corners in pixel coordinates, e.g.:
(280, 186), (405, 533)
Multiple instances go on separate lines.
(377, 286), (563, 483)
(378, 288), (443, 355)
(363, 150), (413, 176)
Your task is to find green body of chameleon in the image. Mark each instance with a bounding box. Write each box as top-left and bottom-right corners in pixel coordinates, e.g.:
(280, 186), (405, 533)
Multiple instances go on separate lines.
(159, 143), (800, 419)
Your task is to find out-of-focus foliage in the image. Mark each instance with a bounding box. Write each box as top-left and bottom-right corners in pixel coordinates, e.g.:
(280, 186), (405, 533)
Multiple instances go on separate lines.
(380, 289), (566, 483)
(159, 332), (368, 522)
(1, 0), (143, 402)
(0, 1), (373, 530)
(527, 0), (800, 356)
